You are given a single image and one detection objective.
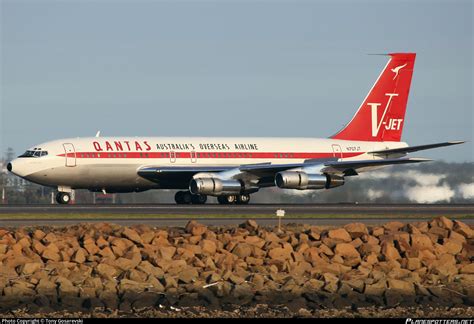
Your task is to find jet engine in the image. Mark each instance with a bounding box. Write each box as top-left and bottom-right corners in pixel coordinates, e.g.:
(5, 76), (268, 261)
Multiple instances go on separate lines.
(275, 171), (344, 190)
(189, 178), (243, 196)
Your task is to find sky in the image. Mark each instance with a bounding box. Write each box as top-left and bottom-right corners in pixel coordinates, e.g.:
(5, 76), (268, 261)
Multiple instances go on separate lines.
(1, 0), (472, 162)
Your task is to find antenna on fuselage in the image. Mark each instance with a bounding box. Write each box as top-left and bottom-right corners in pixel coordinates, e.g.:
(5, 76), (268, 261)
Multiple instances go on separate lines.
(95, 131), (101, 137)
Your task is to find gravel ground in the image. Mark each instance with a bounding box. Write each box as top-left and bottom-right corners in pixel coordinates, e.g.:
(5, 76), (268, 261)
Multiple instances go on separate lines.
(1, 305), (473, 318)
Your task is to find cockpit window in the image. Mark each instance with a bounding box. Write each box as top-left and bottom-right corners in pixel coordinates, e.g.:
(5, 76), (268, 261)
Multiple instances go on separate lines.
(18, 150), (48, 158)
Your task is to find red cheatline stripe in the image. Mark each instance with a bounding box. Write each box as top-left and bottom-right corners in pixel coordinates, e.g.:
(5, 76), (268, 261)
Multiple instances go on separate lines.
(58, 151), (364, 159)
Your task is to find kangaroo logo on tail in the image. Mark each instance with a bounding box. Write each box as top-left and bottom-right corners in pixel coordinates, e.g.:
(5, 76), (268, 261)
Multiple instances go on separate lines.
(391, 63), (407, 80)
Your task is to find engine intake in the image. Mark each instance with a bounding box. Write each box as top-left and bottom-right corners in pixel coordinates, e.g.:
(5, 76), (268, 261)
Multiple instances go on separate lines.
(275, 171), (344, 190)
(189, 178), (242, 196)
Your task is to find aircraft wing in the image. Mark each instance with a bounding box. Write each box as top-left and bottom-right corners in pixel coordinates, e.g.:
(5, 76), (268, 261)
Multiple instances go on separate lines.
(138, 157), (431, 187)
(369, 141), (465, 155)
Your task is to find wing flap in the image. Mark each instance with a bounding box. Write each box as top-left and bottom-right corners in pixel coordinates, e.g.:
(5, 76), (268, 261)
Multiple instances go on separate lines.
(321, 157), (431, 175)
(369, 141), (465, 155)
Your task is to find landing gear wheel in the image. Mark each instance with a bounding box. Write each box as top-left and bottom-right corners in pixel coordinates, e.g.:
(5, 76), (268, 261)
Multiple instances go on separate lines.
(174, 191), (185, 204)
(182, 191), (193, 204)
(191, 194), (207, 205)
(225, 195), (237, 204)
(217, 196), (228, 205)
(56, 192), (71, 205)
(237, 194), (250, 204)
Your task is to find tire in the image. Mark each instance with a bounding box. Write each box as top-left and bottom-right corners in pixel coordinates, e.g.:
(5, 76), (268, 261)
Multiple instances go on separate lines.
(174, 191), (185, 204)
(217, 196), (227, 204)
(226, 195), (237, 204)
(182, 191), (193, 204)
(191, 194), (207, 205)
(56, 192), (71, 205)
(237, 194), (250, 204)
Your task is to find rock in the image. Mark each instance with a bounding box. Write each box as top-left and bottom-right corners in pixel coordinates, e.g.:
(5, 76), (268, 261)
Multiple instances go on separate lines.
(437, 216), (454, 230)
(383, 222), (404, 232)
(359, 243), (381, 256)
(364, 280), (386, 297)
(322, 273), (339, 293)
(36, 278), (57, 299)
(318, 244), (334, 256)
(430, 254), (458, 277)
(33, 229), (46, 240)
(268, 243), (293, 261)
(184, 221), (208, 236)
(334, 243), (360, 259)
(344, 223), (368, 238)
(178, 267), (199, 283)
(136, 261), (164, 278)
(328, 228), (352, 242)
(118, 279), (150, 294)
(342, 279), (365, 293)
(158, 246), (176, 260)
(387, 278), (415, 295)
(41, 243), (60, 261)
(73, 248), (87, 263)
(232, 243), (253, 259)
(243, 219), (259, 230)
(96, 263), (119, 278)
(453, 220), (474, 239)
(371, 227), (385, 237)
(460, 264), (474, 274)
(291, 261), (312, 277)
(83, 237), (100, 255)
(442, 238), (463, 255)
(449, 230), (467, 243)
(406, 258), (421, 270)
(57, 276), (79, 296)
(350, 238), (363, 249)
(200, 239), (217, 255)
(21, 262), (42, 275)
(382, 242), (402, 261)
(429, 226), (449, 239)
(122, 228), (143, 245)
(411, 234), (433, 250)
(42, 232), (58, 244)
(96, 236), (109, 248)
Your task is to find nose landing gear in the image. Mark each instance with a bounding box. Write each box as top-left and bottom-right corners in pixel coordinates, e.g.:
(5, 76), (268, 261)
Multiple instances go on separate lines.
(56, 192), (71, 204)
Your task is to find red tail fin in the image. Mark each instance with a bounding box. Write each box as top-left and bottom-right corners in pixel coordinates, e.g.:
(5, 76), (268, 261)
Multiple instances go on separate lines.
(331, 53), (416, 142)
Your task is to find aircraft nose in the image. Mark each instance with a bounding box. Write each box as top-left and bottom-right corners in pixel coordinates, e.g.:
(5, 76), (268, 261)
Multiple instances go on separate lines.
(8, 159), (30, 178)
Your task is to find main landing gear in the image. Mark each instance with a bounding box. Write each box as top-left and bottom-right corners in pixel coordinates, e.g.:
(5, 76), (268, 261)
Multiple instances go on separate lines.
(175, 191), (207, 205)
(217, 194), (250, 205)
(56, 192), (71, 204)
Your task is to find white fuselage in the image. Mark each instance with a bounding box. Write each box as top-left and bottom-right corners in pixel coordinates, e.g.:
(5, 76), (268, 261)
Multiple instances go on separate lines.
(9, 136), (407, 192)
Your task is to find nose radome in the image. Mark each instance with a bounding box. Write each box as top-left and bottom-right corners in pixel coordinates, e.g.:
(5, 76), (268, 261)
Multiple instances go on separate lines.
(7, 163), (12, 172)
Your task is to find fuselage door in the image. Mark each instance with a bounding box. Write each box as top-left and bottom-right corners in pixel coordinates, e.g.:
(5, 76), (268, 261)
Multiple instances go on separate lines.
(190, 151), (197, 163)
(63, 143), (76, 167)
(170, 151), (176, 163)
(331, 144), (343, 159)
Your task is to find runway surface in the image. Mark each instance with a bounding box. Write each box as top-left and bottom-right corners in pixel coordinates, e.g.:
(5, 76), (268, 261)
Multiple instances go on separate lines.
(2, 217), (473, 227)
(0, 203), (472, 215)
(0, 204), (472, 227)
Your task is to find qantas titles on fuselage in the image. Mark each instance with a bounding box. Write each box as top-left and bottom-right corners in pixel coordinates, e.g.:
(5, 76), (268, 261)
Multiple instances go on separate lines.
(7, 52), (464, 205)
(92, 141), (259, 152)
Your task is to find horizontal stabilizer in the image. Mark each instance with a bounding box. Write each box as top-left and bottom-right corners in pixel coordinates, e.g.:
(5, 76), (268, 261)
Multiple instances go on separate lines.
(369, 141), (465, 155)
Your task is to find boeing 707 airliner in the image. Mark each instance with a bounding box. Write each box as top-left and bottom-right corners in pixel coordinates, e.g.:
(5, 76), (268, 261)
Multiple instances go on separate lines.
(7, 53), (464, 204)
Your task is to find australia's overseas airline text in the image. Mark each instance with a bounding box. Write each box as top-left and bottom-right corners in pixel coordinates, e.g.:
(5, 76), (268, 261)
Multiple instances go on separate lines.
(92, 141), (259, 152)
